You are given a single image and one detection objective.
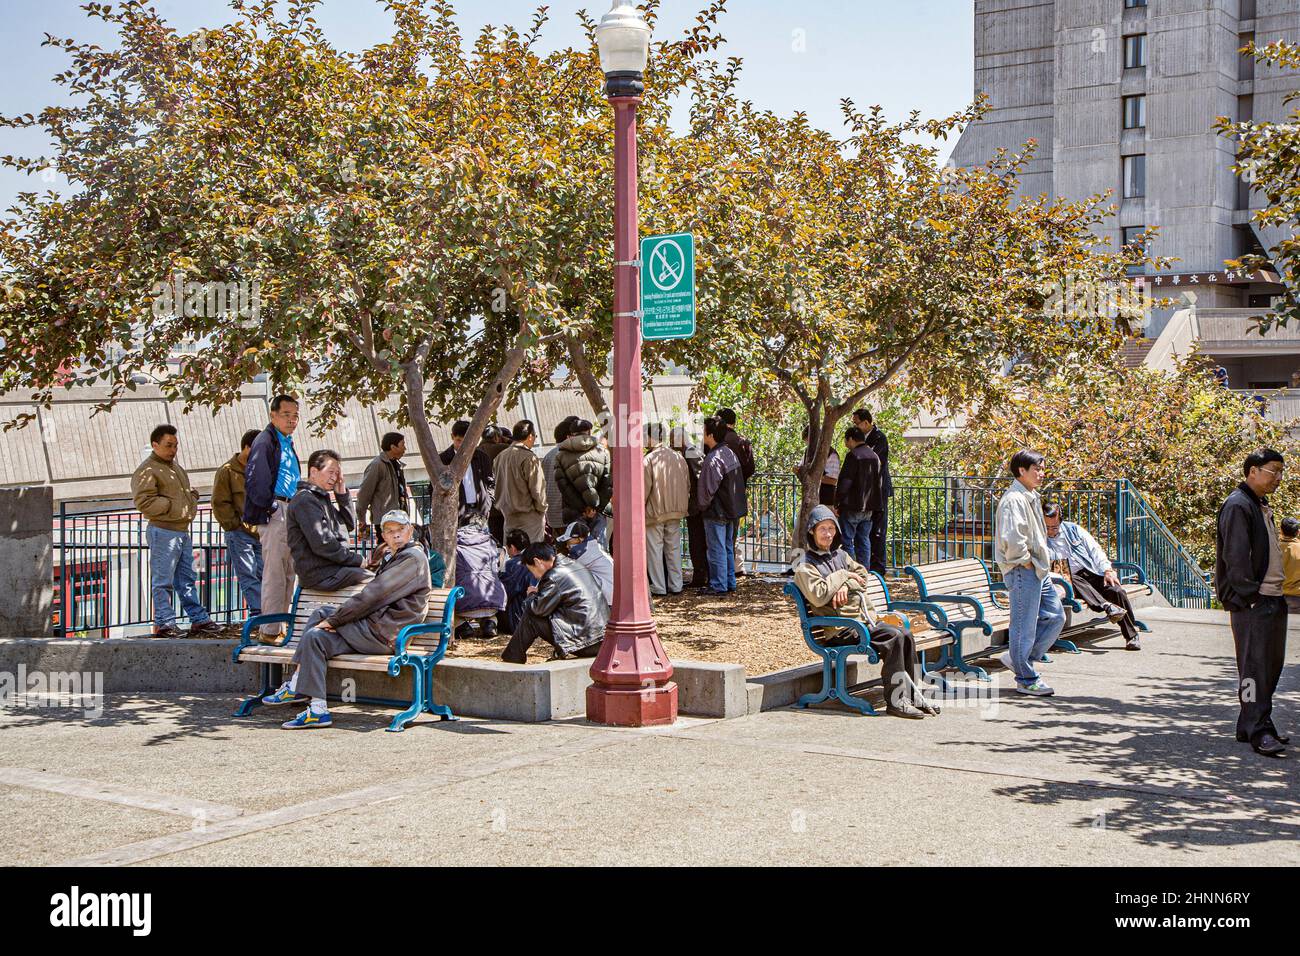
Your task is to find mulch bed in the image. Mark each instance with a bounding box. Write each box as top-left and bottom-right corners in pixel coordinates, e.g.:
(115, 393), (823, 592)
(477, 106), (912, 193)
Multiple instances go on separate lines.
(447, 573), (924, 676)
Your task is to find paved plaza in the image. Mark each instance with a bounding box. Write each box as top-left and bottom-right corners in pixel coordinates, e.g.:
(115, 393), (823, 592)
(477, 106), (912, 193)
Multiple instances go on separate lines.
(3, 607), (1297, 867)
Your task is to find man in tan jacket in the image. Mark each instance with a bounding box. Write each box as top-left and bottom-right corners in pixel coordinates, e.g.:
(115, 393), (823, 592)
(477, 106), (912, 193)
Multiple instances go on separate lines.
(132, 424), (220, 638)
(492, 420), (547, 543)
(212, 429), (263, 618)
(643, 423), (690, 595)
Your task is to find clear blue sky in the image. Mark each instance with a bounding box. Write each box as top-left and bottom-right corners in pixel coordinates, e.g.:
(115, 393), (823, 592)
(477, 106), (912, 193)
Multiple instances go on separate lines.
(0, 0), (974, 209)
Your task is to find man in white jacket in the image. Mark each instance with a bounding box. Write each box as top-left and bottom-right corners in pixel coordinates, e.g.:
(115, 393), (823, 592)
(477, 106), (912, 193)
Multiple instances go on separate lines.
(994, 449), (1066, 696)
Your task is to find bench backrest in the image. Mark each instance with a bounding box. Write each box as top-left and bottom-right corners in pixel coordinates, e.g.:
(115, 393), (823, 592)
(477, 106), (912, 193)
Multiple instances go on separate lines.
(905, 557), (995, 601)
(284, 585), (461, 651)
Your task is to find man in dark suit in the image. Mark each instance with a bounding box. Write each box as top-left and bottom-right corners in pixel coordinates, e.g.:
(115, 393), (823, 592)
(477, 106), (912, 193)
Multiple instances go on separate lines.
(439, 420), (495, 527)
(853, 408), (893, 575)
(1215, 448), (1290, 757)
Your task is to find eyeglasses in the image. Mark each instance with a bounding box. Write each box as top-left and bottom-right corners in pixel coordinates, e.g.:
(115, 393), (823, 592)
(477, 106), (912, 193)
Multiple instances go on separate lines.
(1261, 467), (1284, 478)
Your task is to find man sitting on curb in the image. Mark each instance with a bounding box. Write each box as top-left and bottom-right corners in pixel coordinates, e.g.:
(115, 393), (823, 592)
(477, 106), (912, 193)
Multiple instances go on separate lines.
(262, 510), (432, 728)
(792, 504), (939, 719)
(1042, 503), (1142, 650)
(286, 449), (371, 593)
(558, 519), (614, 605)
(501, 543), (608, 664)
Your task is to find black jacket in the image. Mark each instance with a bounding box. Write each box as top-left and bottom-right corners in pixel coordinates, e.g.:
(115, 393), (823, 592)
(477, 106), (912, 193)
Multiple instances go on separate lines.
(439, 446), (494, 523)
(698, 443), (749, 523)
(835, 443), (882, 515)
(862, 425), (892, 499)
(523, 555), (608, 655)
(286, 480), (362, 589)
(1216, 483), (1275, 612)
(722, 428), (756, 483)
(243, 424), (296, 525)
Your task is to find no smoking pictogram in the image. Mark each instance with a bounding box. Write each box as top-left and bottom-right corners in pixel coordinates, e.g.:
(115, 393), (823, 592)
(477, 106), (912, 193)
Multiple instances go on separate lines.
(639, 232), (695, 341)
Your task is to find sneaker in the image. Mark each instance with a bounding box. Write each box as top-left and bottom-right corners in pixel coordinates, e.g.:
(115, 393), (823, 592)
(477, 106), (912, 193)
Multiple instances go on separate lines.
(262, 684), (309, 707)
(257, 629), (286, 646)
(1105, 603), (1127, 623)
(1016, 680), (1055, 697)
(886, 701), (926, 719)
(155, 625), (183, 639)
(998, 650), (1015, 672)
(189, 621), (224, 637)
(282, 708), (332, 729)
(1125, 635), (1142, 651)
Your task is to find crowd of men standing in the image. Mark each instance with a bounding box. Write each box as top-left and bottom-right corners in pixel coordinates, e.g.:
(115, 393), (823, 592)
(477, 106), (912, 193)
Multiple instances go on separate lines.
(128, 397), (776, 665)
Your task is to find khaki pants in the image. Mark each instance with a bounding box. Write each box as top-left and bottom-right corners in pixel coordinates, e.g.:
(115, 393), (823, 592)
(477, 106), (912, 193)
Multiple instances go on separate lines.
(646, 519), (683, 595)
(259, 507), (297, 637)
(503, 510), (546, 544)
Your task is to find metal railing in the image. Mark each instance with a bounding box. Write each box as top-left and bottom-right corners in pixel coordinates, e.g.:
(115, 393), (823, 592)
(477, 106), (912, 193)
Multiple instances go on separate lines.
(50, 472), (1213, 636)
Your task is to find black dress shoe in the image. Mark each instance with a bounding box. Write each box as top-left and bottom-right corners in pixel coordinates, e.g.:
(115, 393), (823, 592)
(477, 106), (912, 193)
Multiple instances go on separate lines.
(1252, 733), (1287, 756)
(1238, 729), (1292, 744)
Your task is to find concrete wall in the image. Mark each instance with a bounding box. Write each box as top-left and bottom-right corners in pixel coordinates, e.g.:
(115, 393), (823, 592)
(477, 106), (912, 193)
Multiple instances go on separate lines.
(0, 487), (53, 639)
(950, 0), (1300, 286)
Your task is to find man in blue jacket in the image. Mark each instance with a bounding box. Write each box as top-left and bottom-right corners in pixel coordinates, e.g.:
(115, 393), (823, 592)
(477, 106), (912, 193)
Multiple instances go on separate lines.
(244, 394), (301, 641)
(1215, 448), (1290, 757)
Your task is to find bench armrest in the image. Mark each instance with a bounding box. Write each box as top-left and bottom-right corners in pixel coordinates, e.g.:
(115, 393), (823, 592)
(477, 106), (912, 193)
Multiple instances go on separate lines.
(886, 600), (950, 632)
(988, 581), (1010, 609)
(1111, 562), (1148, 584)
(1049, 574), (1083, 612)
(920, 593), (987, 621)
(234, 613), (293, 661)
(394, 622), (451, 661)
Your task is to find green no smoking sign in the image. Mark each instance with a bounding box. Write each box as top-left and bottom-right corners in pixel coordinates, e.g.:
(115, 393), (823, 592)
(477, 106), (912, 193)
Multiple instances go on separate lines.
(640, 232), (695, 341)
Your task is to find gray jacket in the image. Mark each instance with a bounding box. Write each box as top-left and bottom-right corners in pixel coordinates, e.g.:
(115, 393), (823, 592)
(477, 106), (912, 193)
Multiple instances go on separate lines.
(327, 542), (431, 650)
(995, 479), (1051, 578)
(355, 454), (407, 526)
(286, 480), (363, 589)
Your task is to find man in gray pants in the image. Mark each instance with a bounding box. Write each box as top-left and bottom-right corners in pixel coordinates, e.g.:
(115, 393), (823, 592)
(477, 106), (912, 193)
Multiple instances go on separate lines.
(261, 510), (432, 728)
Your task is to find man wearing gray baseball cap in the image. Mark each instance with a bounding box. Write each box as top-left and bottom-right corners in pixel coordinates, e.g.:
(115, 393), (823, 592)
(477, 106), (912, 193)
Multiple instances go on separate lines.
(262, 509), (431, 728)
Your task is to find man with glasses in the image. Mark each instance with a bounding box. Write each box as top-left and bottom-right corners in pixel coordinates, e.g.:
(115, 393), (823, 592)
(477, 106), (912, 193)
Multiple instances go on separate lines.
(1216, 449), (1290, 757)
(244, 394), (302, 643)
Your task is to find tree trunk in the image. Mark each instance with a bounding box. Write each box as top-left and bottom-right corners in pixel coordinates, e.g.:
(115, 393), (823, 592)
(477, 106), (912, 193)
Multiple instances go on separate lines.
(402, 326), (537, 581)
(794, 402), (845, 548)
(566, 334), (610, 425)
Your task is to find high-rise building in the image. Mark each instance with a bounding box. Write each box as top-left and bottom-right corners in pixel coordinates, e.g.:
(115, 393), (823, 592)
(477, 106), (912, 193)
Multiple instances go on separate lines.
(951, 0), (1300, 397)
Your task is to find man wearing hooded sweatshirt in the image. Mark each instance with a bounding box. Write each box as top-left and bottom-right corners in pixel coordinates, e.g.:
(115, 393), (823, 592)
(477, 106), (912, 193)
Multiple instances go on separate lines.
(792, 505), (937, 718)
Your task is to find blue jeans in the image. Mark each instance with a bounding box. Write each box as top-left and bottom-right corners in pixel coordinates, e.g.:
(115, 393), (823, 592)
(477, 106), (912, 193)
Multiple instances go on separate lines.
(225, 529), (263, 615)
(146, 525), (210, 629)
(1005, 566), (1066, 685)
(703, 519), (737, 592)
(840, 512), (873, 569)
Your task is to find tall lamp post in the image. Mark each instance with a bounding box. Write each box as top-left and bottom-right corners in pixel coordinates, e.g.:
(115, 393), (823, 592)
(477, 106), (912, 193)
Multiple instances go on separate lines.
(587, 1), (678, 726)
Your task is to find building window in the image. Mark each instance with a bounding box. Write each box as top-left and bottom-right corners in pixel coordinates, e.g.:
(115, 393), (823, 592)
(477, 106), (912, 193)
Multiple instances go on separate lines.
(1125, 0), (1147, 7)
(1124, 34), (1147, 69)
(1124, 155), (1146, 198)
(1241, 0), (1257, 20)
(1123, 94), (1146, 129)
(1240, 33), (1256, 80)
(1122, 226), (1147, 275)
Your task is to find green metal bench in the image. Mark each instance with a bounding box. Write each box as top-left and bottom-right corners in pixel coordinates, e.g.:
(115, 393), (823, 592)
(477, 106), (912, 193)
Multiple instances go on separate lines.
(232, 583), (463, 732)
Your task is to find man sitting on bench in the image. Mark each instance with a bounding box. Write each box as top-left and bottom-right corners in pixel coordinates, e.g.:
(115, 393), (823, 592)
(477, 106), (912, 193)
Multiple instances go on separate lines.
(1042, 503), (1141, 650)
(792, 504), (939, 718)
(501, 542), (608, 664)
(286, 448), (372, 592)
(262, 510), (432, 728)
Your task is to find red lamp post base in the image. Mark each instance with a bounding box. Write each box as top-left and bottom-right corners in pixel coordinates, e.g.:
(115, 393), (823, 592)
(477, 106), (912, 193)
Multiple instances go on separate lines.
(586, 619), (678, 726)
(586, 680), (679, 727)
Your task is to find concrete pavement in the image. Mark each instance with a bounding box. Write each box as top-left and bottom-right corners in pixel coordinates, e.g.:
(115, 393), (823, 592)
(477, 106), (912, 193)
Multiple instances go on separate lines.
(2, 608), (1297, 866)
